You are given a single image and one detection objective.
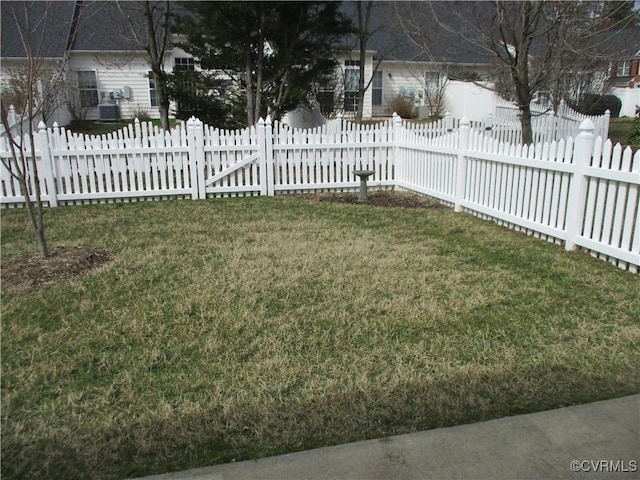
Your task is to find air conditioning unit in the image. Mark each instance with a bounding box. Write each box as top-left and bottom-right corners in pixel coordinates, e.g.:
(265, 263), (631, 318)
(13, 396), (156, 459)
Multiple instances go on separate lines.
(98, 103), (120, 122)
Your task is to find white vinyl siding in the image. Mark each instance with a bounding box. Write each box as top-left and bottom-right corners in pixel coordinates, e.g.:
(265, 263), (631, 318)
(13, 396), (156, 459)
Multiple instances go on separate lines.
(69, 52), (173, 120)
(337, 53), (374, 118)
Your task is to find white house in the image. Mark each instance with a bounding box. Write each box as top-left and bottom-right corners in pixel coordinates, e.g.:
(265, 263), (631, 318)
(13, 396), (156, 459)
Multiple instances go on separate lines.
(322, 2), (494, 123)
(609, 49), (640, 117)
(1, 1), (190, 124)
(1, 0), (498, 127)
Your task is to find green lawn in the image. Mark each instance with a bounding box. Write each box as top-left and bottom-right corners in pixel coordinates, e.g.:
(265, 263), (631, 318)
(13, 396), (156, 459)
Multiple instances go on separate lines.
(2, 194), (639, 480)
(608, 117), (636, 145)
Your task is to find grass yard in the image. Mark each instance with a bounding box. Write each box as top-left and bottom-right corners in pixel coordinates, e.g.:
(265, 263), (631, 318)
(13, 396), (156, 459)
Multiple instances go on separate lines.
(1, 193), (639, 479)
(608, 117), (636, 146)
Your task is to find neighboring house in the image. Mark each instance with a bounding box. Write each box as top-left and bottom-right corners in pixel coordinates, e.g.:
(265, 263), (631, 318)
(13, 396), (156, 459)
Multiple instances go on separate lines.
(1, 1), (193, 124)
(332, 49), (493, 120)
(609, 50), (640, 89)
(609, 50), (640, 117)
(609, 49), (640, 117)
(327, 2), (493, 121)
(330, 3), (640, 123)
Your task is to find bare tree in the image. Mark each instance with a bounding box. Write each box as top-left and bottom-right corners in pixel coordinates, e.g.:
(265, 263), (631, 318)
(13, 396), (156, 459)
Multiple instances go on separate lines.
(61, 75), (89, 122)
(0, 1), (82, 258)
(116, 0), (171, 130)
(394, 1), (638, 144)
(351, 1), (398, 122)
(423, 74), (449, 118)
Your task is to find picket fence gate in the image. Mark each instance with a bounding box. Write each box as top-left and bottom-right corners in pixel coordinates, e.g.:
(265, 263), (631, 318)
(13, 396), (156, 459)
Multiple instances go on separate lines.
(1, 114), (638, 272)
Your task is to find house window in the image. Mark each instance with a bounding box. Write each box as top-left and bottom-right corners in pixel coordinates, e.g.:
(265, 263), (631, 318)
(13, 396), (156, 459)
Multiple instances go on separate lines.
(617, 60), (630, 76)
(425, 71), (440, 93)
(316, 74), (336, 116)
(77, 70), (98, 108)
(174, 57), (195, 71)
(344, 60), (360, 112)
(372, 70), (383, 106)
(148, 72), (158, 107)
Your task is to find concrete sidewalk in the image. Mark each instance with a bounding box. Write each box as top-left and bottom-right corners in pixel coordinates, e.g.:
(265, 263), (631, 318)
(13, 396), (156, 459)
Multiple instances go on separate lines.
(137, 395), (639, 480)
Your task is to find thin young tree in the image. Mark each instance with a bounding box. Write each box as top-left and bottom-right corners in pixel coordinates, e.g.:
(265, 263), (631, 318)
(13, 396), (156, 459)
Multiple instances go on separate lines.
(1, 1), (82, 258)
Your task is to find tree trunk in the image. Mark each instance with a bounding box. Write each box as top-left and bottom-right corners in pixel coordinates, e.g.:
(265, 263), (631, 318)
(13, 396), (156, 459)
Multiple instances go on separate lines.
(356, 44), (366, 122)
(515, 73), (534, 145)
(355, 1), (373, 122)
(245, 46), (255, 126)
(254, 11), (265, 123)
(142, 0), (170, 130)
(26, 63), (49, 258)
(255, 45), (264, 123)
(155, 71), (170, 130)
(519, 103), (533, 145)
(1, 101), (50, 259)
(18, 164), (49, 258)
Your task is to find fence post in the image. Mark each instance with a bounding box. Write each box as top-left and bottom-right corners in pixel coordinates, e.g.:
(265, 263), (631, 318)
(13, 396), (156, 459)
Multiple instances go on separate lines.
(454, 117), (470, 213)
(187, 117), (205, 200)
(392, 112), (402, 184)
(258, 117), (275, 196)
(264, 116), (274, 196)
(35, 121), (58, 207)
(258, 118), (267, 196)
(445, 110), (453, 132)
(565, 119), (595, 251)
(545, 110), (555, 142)
(603, 109), (611, 140)
(8, 105), (19, 133)
(558, 99), (566, 119)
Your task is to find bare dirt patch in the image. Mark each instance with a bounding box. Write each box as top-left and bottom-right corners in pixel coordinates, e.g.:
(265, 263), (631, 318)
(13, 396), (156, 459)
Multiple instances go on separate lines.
(1, 246), (113, 291)
(295, 190), (444, 209)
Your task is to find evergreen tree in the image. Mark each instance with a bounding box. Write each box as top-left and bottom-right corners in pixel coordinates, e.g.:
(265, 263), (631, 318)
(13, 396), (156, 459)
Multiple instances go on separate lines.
(172, 2), (353, 126)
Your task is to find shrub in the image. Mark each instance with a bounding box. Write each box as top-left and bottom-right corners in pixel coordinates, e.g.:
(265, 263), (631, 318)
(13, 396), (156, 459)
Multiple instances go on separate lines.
(130, 104), (152, 122)
(626, 106), (640, 145)
(572, 94), (622, 117)
(387, 94), (415, 119)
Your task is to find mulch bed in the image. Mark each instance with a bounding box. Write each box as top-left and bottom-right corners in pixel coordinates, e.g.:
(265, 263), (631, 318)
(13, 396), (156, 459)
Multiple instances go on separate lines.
(1, 246), (113, 292)
(294, 190), (444, 209)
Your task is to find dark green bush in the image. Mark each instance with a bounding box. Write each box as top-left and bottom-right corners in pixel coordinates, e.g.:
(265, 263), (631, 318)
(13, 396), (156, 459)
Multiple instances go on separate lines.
(572, 94), (622, 117)
(626, 106), (640, 145)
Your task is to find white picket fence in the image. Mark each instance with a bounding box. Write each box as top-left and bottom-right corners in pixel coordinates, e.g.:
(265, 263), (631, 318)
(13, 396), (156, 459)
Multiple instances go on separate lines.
(1, 114), (638, 272)
(493, 98), (610, 145)
(0, 105), (35, 141)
